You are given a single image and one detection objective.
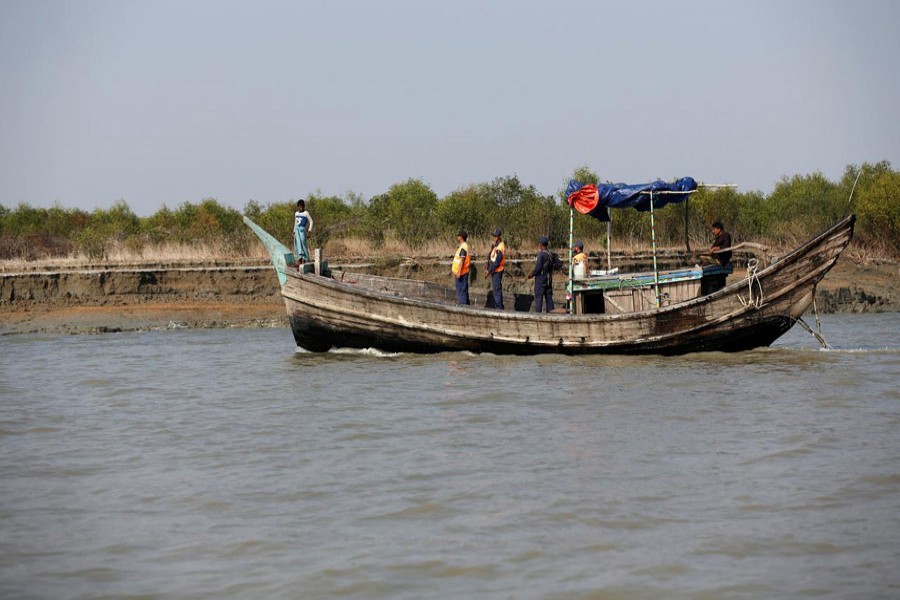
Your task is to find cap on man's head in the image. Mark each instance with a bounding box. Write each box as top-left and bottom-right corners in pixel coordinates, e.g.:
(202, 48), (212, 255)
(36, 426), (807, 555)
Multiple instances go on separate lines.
(575, 240), (583, 249)
(492, 228), (502, 237)
(538, 236), (549, 245)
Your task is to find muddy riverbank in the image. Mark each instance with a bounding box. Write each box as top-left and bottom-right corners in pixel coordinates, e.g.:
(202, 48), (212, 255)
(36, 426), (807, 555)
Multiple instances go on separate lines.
(1, 255), (897, 336)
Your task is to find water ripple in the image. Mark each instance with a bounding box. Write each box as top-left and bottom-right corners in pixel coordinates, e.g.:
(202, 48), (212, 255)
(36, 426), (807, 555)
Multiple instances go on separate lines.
(0, 315), (898, 598)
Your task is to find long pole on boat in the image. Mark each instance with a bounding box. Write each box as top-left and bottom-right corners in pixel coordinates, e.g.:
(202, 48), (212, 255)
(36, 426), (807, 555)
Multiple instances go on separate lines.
(567, 204), (575, 314)
(649, 190), (661, 308)
(635, 184), (728, 310)
(606, 219), (612, 271)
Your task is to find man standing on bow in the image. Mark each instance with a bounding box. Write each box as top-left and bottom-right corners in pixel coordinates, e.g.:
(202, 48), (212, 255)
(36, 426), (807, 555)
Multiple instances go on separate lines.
(484, 228), (506, 309)
(293, 199), (313, 265)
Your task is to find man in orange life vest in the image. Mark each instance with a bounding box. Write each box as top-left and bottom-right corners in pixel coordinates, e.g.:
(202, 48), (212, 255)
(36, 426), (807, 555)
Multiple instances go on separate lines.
(484, 228), (506, 309)
(451, 230), (471, 305)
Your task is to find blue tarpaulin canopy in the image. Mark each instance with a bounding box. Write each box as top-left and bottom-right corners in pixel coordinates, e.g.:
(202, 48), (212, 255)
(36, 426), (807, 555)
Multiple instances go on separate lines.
(566, 177), (698, 222)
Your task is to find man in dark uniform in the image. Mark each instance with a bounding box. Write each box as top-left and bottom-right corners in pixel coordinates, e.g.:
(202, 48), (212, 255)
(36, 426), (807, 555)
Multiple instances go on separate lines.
(710, 222), (733, 266)
(527, 236), (554, 313)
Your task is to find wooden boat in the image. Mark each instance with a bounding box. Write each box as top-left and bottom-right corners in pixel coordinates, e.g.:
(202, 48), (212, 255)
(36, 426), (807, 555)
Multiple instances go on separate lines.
(244, 213), (855, 355)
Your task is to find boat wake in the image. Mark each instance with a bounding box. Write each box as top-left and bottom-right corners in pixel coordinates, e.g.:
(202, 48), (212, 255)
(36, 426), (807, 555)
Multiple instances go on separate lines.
(818, 346), (900, 355)
(317, 346), (404, 358)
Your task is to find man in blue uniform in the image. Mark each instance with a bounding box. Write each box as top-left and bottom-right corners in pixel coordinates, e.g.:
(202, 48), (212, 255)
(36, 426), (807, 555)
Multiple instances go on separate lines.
(527, 236), (555, 313)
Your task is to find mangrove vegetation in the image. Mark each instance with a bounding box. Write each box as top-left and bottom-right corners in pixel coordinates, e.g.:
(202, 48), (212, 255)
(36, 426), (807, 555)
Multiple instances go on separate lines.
(1, 161), (897, 261)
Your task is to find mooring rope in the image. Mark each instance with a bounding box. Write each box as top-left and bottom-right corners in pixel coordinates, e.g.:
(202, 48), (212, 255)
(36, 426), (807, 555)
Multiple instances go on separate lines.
(794, 315), (829, 349)
(786, 287), (830, 349)
(737, 258), (764, 308)
(733, 255), (829, 349)
(812, 294), (825, 340)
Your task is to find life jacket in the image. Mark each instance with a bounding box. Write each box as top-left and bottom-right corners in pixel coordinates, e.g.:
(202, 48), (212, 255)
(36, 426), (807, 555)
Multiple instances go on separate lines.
(489, 241), (506, 273)
(452, 241), (471, 277)
(573, 252), (587, 279)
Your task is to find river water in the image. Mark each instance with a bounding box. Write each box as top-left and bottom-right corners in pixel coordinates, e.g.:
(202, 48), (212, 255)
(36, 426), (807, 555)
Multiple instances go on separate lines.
(1, 313), (898, 599)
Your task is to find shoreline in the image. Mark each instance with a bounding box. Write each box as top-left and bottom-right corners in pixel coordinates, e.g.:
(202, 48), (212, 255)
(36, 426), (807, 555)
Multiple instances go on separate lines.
(0, 301), (289, 336)
(1, 257), (897, 337)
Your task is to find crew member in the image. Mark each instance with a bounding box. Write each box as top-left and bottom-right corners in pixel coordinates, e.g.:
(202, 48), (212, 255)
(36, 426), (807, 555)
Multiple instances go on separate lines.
(710, 222), (732, 266)
(527, 236), (554, 313)
(484, 228), (506, 309)
(572, 240), (588, 279)
(293, 199), (314, 265)
(451, 230), (471, 305)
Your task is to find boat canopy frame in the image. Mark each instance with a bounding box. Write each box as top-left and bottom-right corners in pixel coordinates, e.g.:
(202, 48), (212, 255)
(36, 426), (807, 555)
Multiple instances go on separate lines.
(565, 179), (736, 313)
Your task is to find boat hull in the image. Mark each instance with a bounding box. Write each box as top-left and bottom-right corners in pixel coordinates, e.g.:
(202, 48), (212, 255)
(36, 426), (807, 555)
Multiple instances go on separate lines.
(288, 312), (796, 355)
(276, 215), (854, 355)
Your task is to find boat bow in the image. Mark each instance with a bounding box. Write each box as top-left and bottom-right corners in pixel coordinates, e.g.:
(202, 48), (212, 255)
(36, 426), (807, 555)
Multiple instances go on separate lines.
(243, 216), (295, 285)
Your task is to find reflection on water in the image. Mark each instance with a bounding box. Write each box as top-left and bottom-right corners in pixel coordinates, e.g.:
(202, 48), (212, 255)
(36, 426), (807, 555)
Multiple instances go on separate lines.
(1, 313), (898, 599)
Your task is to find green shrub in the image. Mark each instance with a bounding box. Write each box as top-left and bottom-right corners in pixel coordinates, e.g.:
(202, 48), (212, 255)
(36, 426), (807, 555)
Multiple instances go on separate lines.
(855, 169), (900, 253)
(304, 193), (357, 247)
(368, 179), (438, 245)
(2, 161), (898, 261)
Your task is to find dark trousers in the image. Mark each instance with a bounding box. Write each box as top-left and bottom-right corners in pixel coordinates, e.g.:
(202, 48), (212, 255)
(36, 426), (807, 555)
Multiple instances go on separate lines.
(455, 274), (469, 305)
(491, 272), (504, 309)
(534, 275), (554, 313)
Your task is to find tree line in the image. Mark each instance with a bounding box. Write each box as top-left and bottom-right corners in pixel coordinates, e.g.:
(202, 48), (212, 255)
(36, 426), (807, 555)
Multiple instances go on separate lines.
(1, 161), (897, 261)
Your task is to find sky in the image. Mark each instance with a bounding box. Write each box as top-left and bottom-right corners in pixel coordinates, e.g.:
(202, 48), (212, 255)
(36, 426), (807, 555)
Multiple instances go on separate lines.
(1, 0), (898, 216)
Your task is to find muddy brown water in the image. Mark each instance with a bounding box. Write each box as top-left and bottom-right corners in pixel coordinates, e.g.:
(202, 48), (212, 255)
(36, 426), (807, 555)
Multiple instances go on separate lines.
(1, 313), (899, 598)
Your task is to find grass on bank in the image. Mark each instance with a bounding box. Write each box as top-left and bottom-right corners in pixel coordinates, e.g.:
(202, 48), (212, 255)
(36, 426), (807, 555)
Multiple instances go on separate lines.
(0, 232), (831, 273)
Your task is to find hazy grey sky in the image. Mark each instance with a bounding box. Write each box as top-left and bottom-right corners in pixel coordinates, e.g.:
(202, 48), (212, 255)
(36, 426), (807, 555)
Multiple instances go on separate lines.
(2, 0), (898, 215)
